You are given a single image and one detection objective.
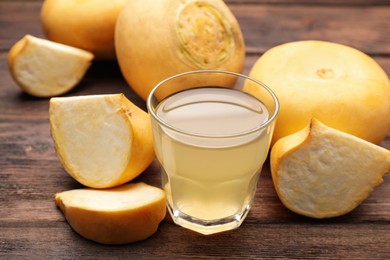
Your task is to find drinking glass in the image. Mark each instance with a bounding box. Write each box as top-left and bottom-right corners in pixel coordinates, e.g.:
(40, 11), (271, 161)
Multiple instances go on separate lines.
(147, 70), (279, 235)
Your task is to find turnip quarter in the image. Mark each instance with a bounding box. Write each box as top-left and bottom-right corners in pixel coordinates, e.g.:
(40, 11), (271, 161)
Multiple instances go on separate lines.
(8, 35), (93, 97)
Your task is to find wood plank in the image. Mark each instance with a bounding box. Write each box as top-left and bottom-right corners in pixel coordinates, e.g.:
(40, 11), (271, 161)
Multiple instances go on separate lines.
(1, 2), (390, 56)
(0, 2), (44, 51)
(1, 222), (390, 258)
(2, 0), (389, 5)
(231, 4), (390, 55)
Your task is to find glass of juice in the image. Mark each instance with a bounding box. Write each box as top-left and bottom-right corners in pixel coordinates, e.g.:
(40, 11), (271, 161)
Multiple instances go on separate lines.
(147, 70), (279, 235)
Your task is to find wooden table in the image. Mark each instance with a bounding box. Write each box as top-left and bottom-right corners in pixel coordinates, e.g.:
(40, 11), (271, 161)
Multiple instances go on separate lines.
(1, 0), (390, 258)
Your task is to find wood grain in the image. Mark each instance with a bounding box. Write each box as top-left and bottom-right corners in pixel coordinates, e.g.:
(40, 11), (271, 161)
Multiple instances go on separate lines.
(1, 0), (390, 259)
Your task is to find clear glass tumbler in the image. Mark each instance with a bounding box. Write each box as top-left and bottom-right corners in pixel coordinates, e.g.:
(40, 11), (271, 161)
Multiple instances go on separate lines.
(147, 70), (279, 235)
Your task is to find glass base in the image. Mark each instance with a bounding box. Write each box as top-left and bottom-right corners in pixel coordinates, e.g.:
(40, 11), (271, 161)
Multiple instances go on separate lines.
(167, 203), (251, 235)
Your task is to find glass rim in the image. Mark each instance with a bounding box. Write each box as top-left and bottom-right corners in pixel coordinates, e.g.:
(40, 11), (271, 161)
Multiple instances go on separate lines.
(146, 70), (280, 138)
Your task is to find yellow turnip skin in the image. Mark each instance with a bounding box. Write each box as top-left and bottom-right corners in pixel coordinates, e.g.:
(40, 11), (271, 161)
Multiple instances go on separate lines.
(115, 0), (245, 100)
(248, 40), (390, 145)
(41, 0), (129, 59)
(55, 183), (166, 245)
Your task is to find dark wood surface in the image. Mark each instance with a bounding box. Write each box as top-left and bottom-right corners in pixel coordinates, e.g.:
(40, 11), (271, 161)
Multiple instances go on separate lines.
(1, 0), (390, 259)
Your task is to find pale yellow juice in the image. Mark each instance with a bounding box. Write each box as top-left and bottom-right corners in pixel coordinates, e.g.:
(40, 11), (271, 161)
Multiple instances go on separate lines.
(153, 87), (270, 224)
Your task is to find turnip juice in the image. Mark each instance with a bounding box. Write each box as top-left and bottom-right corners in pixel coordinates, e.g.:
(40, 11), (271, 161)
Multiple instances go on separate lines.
(151, 86), (274, 234)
